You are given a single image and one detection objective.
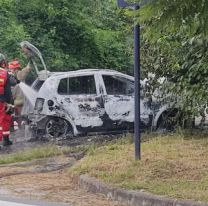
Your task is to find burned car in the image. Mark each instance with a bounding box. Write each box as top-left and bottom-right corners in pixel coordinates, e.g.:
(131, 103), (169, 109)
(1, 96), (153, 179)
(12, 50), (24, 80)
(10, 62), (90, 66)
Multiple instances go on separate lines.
(22, 69), (153, 138)
(20, 42), (178, 138)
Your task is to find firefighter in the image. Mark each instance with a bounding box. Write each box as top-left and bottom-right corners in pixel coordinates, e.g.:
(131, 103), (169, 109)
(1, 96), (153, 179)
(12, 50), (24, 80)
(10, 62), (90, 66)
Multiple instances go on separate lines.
(8, 59), (31, 82)
(0, 53), (14, 146)
(8, 60), (29, 129)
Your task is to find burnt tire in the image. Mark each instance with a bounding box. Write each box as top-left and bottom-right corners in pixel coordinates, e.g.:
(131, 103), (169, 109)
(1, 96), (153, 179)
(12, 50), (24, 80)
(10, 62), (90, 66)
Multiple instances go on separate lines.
(45, 117), (73, 139)
(157, 109), (181, 131)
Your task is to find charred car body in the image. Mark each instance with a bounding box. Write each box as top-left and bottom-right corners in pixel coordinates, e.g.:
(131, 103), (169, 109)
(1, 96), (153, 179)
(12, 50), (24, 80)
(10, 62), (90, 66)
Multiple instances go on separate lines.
(20, 42), (178, 138)
(23, 69), (154, 138)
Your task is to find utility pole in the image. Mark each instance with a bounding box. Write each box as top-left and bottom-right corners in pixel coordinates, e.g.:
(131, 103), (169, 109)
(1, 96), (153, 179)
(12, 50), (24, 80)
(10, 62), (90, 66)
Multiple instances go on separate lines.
(117, 0), (141, 160)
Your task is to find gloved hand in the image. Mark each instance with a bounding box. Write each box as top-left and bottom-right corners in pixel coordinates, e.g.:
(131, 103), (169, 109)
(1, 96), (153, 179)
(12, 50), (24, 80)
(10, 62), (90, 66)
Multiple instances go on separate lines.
(5, 104), (15, 114)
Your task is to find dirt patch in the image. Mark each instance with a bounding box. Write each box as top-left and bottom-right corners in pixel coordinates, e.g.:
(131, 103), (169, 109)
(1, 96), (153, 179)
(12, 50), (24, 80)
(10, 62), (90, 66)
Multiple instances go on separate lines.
(1, 172), (125, 206)
(0, 129), (127, 205)
(0, 161), (125, 206)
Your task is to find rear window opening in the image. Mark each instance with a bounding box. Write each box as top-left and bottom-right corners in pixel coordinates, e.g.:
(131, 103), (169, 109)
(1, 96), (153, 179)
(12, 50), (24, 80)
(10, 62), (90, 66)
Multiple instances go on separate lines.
(32, 80), (45, 91)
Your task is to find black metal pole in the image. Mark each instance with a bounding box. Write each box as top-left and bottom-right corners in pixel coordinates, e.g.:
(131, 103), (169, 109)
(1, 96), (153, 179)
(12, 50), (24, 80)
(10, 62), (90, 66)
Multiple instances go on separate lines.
(117, 0), (141, 160)
(134, 12), (140, 160)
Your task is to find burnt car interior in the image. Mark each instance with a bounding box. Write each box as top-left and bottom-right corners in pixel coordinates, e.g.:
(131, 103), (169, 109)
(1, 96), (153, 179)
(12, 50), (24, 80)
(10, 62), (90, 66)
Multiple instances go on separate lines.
(33, 80), (45, 91)
(103, 75), (134, 95)
(58, 75), (96, 95)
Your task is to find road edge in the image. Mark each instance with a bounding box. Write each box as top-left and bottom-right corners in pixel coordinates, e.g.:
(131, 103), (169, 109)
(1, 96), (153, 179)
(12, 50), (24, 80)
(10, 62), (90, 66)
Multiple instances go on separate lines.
(76, 174), (208, 206)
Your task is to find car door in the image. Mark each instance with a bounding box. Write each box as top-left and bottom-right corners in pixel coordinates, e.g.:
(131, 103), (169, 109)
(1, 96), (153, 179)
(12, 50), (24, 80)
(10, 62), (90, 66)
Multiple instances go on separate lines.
(100, 74), (135, 129)
(57, 74), (105, 131)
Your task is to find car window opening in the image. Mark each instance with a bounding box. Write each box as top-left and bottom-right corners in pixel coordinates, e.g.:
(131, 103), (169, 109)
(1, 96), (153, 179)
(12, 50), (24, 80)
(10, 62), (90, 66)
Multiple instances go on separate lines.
(103, 75), (134, 95)
(58, 75), (96, 95)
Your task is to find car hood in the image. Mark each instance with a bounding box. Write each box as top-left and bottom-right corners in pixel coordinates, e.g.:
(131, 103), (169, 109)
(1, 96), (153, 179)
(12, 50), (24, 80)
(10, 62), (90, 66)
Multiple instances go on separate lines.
(20, 41), (49, 80)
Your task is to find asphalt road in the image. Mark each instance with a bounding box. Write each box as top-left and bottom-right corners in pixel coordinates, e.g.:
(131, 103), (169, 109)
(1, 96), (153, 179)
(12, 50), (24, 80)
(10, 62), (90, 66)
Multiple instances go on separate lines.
(0, 196), (71, 206)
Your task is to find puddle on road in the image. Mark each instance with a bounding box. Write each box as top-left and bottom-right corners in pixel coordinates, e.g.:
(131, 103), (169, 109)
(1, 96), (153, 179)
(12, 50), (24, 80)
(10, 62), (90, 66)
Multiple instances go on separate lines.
(0, 156), (76, 176)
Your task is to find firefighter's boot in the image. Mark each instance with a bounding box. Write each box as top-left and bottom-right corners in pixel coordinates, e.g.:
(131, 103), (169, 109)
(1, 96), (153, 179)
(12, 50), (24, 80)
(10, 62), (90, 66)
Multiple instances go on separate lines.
(2, 136), (13, 146)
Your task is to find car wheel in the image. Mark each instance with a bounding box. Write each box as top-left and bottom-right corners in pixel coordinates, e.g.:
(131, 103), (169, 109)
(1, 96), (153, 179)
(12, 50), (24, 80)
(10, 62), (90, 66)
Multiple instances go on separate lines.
(45, 117), (73, 139)
(157, 109), (181, 132)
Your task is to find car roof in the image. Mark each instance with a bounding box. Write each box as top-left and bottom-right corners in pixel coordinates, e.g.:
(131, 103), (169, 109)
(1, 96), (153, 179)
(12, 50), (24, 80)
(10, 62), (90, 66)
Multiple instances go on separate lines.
(48, 68), (133, 79)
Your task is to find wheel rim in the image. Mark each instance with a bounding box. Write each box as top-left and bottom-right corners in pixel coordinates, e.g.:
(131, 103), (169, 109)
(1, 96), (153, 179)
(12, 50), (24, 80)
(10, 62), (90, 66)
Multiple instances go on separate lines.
(158, 109), (180, 131)
(45, 118), (69, 138)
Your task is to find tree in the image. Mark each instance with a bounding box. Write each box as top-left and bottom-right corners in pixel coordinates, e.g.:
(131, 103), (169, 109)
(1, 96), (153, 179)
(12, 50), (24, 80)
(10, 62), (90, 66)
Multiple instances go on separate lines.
(0, 0), (29, 60)
(137, 0), (208, 115)
(0, 0), (133, 73)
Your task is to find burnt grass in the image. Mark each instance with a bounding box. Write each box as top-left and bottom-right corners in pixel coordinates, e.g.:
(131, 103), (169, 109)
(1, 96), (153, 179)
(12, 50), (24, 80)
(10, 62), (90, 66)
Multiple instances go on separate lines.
(53, 133), (129, 147)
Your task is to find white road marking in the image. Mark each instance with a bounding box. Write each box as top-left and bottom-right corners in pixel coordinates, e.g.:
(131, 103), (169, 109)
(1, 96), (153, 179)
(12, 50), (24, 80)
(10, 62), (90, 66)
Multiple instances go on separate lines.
(0, 200), (36, 206)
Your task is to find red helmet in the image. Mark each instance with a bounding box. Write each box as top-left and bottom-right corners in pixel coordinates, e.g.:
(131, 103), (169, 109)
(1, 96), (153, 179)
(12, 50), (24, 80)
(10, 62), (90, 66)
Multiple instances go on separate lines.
(8, 60), (21, 70)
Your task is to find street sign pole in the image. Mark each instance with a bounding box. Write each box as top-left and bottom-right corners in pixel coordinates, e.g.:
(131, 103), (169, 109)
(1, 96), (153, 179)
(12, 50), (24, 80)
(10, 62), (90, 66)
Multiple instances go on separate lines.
(117, 0), (141, 160)
(134, 20), (140, 160)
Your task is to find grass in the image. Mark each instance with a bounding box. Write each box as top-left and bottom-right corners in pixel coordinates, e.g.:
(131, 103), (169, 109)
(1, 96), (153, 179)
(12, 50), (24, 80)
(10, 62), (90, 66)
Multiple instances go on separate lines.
(0, 144), (87, 165)
(71, 133), (208, 203)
